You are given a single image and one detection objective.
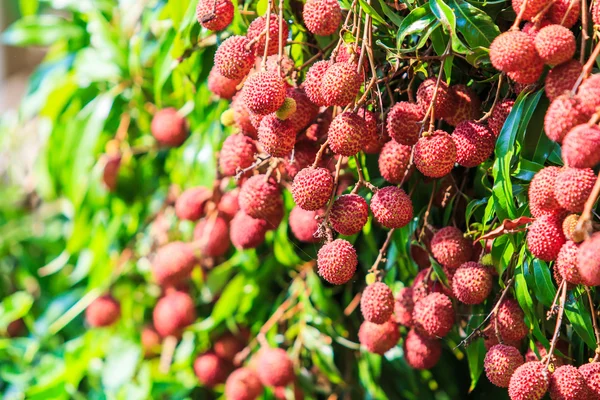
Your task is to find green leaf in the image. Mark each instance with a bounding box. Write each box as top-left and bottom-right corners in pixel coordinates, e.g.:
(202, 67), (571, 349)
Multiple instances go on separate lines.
(531, 259), (556, 307)
(378, 0), (404, 27)
(398, 4), (436, 46)
(2, 15), (84, 47)
(358, 0), (389, 26)
(466, 338), (485, 392)
(447, 0), (500, 48)
(565, 294), (597, 349)
(0, 292), (34, 329)
(430, 0), (456, 34)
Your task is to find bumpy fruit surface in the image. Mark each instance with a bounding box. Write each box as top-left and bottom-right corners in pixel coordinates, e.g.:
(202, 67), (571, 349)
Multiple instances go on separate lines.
(321, 62), (362, 106)
(562, 124), (600, 168)
(358, 318), (400, 355)
(534, 25), (576, 65)
(214, 36), (255, 80)
(490, 31), (538, 72)
(86, 295), (120, 327)
(242, 71), (286, 115)
(257, 115), (296, 158)
(431, 227), (473, 269)
(303, 0), (342, 36)
(230, 211), (269, 249)
(225, 367), (263, 400)
(246, 15), (289, 56)
(378, 140), (411, 184)
(578, 233), (600, 286)
(452, 262), (492, 304)
(153, 291), (196, 337)
(152, 242), (197, 287)
(239, 174), (283, 221)
(555, 167), (596, 212)
(544, 94), (593, 143)
(416, 78), (454, 119)
(207, 66), (241, 99)
(284, 141), (319, 178)
(508, 361), (549, 400)
(360, 108), (384, 153)
(414, 130), (457, 178)
(412, 292), (455, 337)
(317, 239), (357, 285)
(361, 282), (394, 324)
(488, 99), (514, 137)
(302, 61), (330, 106)
(255, 348), (294, 387)
(527, 213), (566, 262)
(528, 166), (561, 217)
(386, 101), (425, 145)
(550, 365), (590, 400)
(445, 84), (481, 126)
(507, 62), (544, 85)
(484, 344), (524, 388)
(175, 186), (211, 221)
(511, 0), (549, 20)
(496, 299), (528, 341)
(196, 0), (234, 31)
(555, 241), (582, 285)
(194, 216), (230, 257)
(579, 363), (600, 397)
(394, 287), (414, 326)
(219, 134), (257, 176)
(289, 206), (320, 243)
(151, 108), (188, 147)
(548, 0), (580, 28)
(327, 111), (367, 156)
(561, 214), (580, 242)
(329, 194), (369, 236)
(452, 121), (495, 167)
(291, 167), (334, 211)
(285, 87), (319, 133)
(404, 329), (442, 369)
(194, 352), (232, 388)
(370, 186), (413, 229)
(577, 74), (600, 111)
(545, 60), (582, 101)
(230, 92), (258, 138)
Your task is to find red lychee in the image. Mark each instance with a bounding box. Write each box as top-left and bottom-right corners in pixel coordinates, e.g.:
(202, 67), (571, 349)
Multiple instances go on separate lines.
(358, 318), (400, 355)
(445, 84), (481, 126)
(416, 78), (455, 119)
(242, 71), (286, 115)
(545, 60), (582, 101)
(412, 292), (455, 338)
(302, 61), (330, 106)
(291, 167), (334, 211)
(452, 261), (493, 304)
(257, 115), (296, 158)
(239, 174), (283, 221)
(495, 299), (529, 341)
(404, 328), (442, 369)
(550, 365), (590, 400)
(175, 186), (211, 221)
(321, 62), (361, 106)
(289, 206), (320, 243)
(141, 326), (161, 357)
(229, 211), (269, 249)
(246, 15), (289, 56)
(285, 87), (319, 133)
(194, 352), (232, 388)
(562, 124), (600, 168)
(152, 241), (197, 287)
(360, 282), (394, 324)
(194, 216), (230, 257)
(488, 99), (514, 138)
(224, 367), (263, 400)
(151, 108), (188, 147)
(507, 62), (545, 85)
(544, 94), (593, 143)
(153, 290), (196, 337)
(329, 194), (369, 236)
(327, 111), (367, 156)
(535, 25), (576, 66)
(484, 344), (524, 388)
(255, 348), (294, 387)
(385, 101), (425, 146)
(218, 190), (240, 220)
(512, 0), (550, 21)
(579, 363), (600, 397)
(414, 130), (456, 178)
(394, 287), (414, 327)
(508, 361), (549, 400)
(317, 239), (357, 285)
(208, 66), (241, 99)
(230, 92), (258, 138)
(578, 233), (600, 286)
(577, 74), (600, 111)
(555, 167), (596, 213)
(431, 227), (473, 269)
(196, 0), (234, 31)
(548, 0), (580, 28)
(303, 0), (342, 36)
(528, 166), (562, 217)
(86, 295), (120, 327)
(527, 213), (567, 262)
(378, 140), (411, 184)
(452, 121), (496, 168)
(219, 134), (257, 176)
(489, 31), (538, 72)
(555, 241), (582, 285)
(369, 186), (414, 229)
(214, 36), (255, 80)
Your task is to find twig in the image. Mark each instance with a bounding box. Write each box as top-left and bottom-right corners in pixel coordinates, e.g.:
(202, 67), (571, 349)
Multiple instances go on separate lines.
(573, 40), (600, 92)
(581, 0), (590, 64)
(511, 0), (531, 29)
(369, 229), (395, 273)
(419, 181), (437, 241)
(478, 75), (504, 123)
(573, 173), (600, 241)
(545, 281), (567, 369)
(351, 154), (377, 193)
(235, 155), (271, 180)
(312, 139), (330, 168)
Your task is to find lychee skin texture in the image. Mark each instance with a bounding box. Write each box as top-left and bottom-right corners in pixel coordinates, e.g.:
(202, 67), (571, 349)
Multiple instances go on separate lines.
(445, 84), (481, 126)
(511, 0), (550, 21)
(360, 282), (395, 324)
(548, 0), (580, 29)
(527, 213), (567, 262)
(452, 262), (493, 304)
(359, 108), (384, 154)
(562, 124), (600, 168)
(594, 0), (600, 25)
(578, 233), (600, 286)
(303, 0), (342, 36)
(193, 216), (230, 257)
(242, 71), (286, 115)
(488, 99), (514, 138)
(321, 62), (361, 106)
(175, 186), (211, 221)
(416, 78), (455, 119)
(431, 227), (473, 269)
(153, 291), (196, 337)
(255, 348), (294, 387)
(412, 292), (455, 338)
(555, 241), (583, 285)
(194, 352), (232, 388)
(358, 318), (400, 355)
(579, 363), (600, 397)
(246, 15), (289, 56)
(327, 111), (367, 156)
(302, 61), (330, 106)
(528, 166), (562, 217)
(284, 141), (319, 178)
(555, 167), (596, 212)
(452, 121), (496, 168)
(394, 287), (414, 327)
(214, 36), (255, 80)
(496, 299), (529, 341)
(490, 31), (538, 72)
(545, 60), (582, 101)
(152, 241), (197, 287)
(484, 344), (524, 388)
(86, 295), (121, 327)
(239, 174), (283, 221)
(330, 194), (369, 236)
(378, 140), (411, 184)
(207, 66), (241, 99)
(534, 25), (576, 66)
(317, 239), (357, 285)
(404, 329), (442, 369)
(386, 101), (425, 145)
(196, 0), (234, 31)
(544, 94), (593, 143)
(549, 365), (590, 400)
(231, 92), (258, 138)
(370, 186), (414, 229)
(257, 115), (296, 158)
(225, 367), (264, 400)
(414, 130), (457, 178)
(219, 134), (257, 176)
(577, 74), (600, 111)
(229, 211), (269, 249)
(285, 87), (320, 133)
(508, 361), (549, 400)
(151, 108), (188, 147)
(508, 61), (545, 85)
(289, 206), (320, 243)
(562, 214), (580, 242)
(291, 167), (334, 211)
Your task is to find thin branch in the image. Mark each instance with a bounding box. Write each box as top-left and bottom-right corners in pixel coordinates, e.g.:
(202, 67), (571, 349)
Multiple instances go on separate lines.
(545, 281), (567, 369)
(369, 228), (395, 273)
(573, 173), (600, 241)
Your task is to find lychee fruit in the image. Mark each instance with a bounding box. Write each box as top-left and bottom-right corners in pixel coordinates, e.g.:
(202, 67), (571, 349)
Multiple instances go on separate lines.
(561, 214), (580, 242)
(507, 62), (545, 85)
(394, 287), (414, 327)
(196, 0), (234, 31)
(385, 101), (425, 145)
(329, 194), (369, 236)
(358, 318), (400, 355)
(246, 14), (289, 56)
(579, 363), (600, 397)
(224, 367), (264, 400)
(528, 166), (562, 217)
(416, 77), (455, 119)
(141, 326), (161, 357)
(562, 124), (600, 168)
(414, 130), (457, 178)
(445, 84), (481, 126)
(550, 365), (590, 400)
(230, 92), (258, 138)
(545, 60), (582, 101)
(404, 328), (442, 369)
(511, 0), (550, 21)
(218, 190), (240, 220)
(194, 352), (232, 388)
(213, 330), (248, 362)
(302, 60), (330, 106)
(508, 361), (549, 400)
(378, 140), (411, 184)
(273, 383), (304, 400)
(229, 211), (269, 249)
(360, 282), (394, 324)
(370, 186), (414, 229)
(490, 31), (538, 72)
(86, 295), (120, 327)
(208, 66), (241, 99)
(431, 227), (473, 269)
(242, 71), (286, 115)
(255, 348), (294, 387)
(239, 174), (283, 221)
(452, 262), (493, 304)
(303, 0), (342, 36)
(283, 141), (319, 178)
(484, 344), (524, 387)
(555, 241), (582, 285)
(289, 206), (321, 243)
(495, 299), (529, 341)
(151, 108), (188, 147)
(102, 154), (121, 192)
(488, 99), (514, 138)
(548, 0), (580, 28)
(576, 74), (600, 111)
(545, 94), (594, 143)
(327, 111), (367, 156)
(175, 186), (211, 221)
(578, 233), (600, 286)
(291, 167), (334, 211)
(214, 35), (255, 80)
(219, 134), (257, 176)
(152, 241), (197, 287)
(285, 87), (319, 133)
(194, 216), (230, 257)
(317, 239), (357, 285)
(412, 292), (455, 337)
(527, 213), (566, 262)
(452, 121), (496, 167)
(555, 167), (596, 212)
(257, 115), (296, 158)
(534, 25), (576, 66)
(360, 108), (385, 154)
(153, 290), (196, 337)
(321, 62), (361, 106)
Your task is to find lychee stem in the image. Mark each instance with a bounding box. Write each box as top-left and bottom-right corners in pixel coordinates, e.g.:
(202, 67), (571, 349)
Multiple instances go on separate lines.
(545, 280), (567, 370)
(235, 154), (271, 180)
(260, 0), (272, 70)
(477, 74), (505, 123)
(277, 0), (284, 76)
(312, 139), (330, 168)
(560, 0), (577, 26)
(510, 0), (531, 30)
(573, 38), (600, 92)
(368, 228), (395, 273)
(573, 173), (600, 241)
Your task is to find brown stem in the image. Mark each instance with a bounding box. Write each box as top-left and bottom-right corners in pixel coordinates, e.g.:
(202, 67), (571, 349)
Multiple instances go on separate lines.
(277, 0), (284, 76)
(344, 292), (362, 315)
(420, 40), (452, 134)
(573, 40), (600, 92)
(260, 0), (272, 70)
(478, 74), (505, 123)
(545, 281), (567, 369)
(318, 156), (344, 241)
(235, 154), (271, 180)
(369, 228), (395, 273)
(351, 154), (377, 194)
(419, 181), (437, 241)
(511, 0), (531, 29)
(581, 0), (590, 64)
(159, 335), (178, 373)
(573, 173), (600, 241)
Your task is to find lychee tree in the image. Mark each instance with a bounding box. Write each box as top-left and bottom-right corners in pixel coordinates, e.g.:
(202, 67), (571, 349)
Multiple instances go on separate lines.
(1, 0), (600, 398)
